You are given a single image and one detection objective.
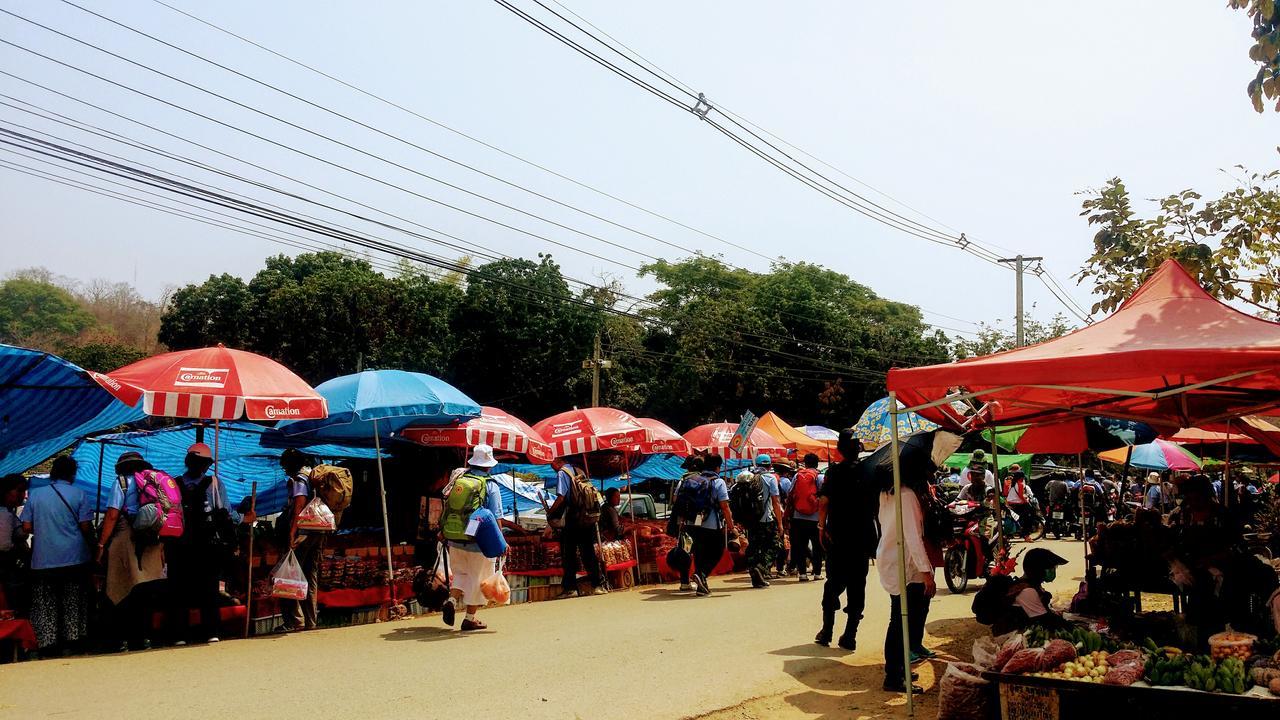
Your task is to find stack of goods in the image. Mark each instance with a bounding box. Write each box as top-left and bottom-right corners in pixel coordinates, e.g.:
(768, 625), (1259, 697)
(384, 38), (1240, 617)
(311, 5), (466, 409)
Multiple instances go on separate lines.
(630, 522), (675, 565)
(317, 552), (419, 590)
(542, 541), (562, 570)
(595, 541), (633, 567)
(505, 536), (544, 573)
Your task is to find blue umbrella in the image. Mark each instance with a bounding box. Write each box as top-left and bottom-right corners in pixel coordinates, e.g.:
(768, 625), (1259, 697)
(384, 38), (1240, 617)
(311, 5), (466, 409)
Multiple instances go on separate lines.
(274, 370), (480, 597)
(853, 397), (939, 450)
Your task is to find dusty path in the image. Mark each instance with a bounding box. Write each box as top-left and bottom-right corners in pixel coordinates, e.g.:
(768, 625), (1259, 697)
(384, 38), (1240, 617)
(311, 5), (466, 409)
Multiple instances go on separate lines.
(0, 540), (1084, 720)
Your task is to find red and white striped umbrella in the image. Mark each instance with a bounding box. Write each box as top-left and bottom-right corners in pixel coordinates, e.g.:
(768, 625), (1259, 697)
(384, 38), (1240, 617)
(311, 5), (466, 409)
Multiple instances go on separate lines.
(532, 407), (650, 457)
(401, 406), (554, 463)
(632, 417), (691, 456)
(683, 422), (788, 460)
(90, 344), (326, 421)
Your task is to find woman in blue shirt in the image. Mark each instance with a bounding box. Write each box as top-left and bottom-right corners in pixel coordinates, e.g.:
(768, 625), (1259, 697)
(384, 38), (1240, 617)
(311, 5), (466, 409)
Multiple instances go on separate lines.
(19, 456), (92, 655)
(95, 451), (166, 651)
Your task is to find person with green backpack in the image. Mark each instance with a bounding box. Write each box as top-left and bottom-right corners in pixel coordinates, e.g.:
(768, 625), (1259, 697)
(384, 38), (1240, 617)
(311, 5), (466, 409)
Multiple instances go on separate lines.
(439, 444), (507, 632)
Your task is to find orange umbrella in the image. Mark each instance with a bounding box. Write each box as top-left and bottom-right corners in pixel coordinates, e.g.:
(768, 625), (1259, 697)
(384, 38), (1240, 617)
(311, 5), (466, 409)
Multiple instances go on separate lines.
(756, 411), (837, 461)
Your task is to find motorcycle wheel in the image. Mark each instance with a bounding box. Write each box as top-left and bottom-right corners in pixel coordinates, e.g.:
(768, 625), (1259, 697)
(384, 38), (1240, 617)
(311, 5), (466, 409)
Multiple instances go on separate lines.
(1027, 516), (1048, 542)
(944, 546), (969, 594)
(1051, 521), (1063, 541)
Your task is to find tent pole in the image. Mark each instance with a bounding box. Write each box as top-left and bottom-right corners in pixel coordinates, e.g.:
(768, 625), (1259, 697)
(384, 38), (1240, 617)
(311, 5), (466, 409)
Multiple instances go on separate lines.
(888, 392), (914, 715)
(990, 432), (1005, 560)
(94, 441), (104, 530)
(1078, 453), (1087, 561)
(243, 480), (257, 639)
(1224, 419), (1232, 512)
(373, 418), (396, 604)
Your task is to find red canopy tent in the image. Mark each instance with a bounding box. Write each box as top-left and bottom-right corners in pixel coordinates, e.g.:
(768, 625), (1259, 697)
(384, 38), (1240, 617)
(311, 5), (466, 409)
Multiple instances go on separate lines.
(888, 260), (1280, 431)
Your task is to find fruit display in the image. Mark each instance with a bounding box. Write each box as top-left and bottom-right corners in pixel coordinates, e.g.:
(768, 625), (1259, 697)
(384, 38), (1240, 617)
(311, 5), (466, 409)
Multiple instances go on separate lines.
(1026, 651), (1112, 683)
(1208, 630), (1256, 663)
(1025, 625), (1110, 654)
(1145, 651), (1189, 686)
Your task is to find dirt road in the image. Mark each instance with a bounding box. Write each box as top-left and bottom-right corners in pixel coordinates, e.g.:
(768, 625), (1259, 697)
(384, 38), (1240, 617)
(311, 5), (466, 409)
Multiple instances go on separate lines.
(0, 539), (1085, 720)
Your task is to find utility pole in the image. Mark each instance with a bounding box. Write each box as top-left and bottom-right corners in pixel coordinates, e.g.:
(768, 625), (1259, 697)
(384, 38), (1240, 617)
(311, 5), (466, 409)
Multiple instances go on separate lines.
(998, 254), (1043, 347)
(582, 331), (613, 407)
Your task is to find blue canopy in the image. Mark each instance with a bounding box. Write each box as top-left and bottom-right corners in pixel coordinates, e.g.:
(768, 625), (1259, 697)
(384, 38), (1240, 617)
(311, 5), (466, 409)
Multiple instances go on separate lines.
(275, 369), (481, 441)
(497, 453), (690, 494)
(0, 344), (145, 475)
(69, 421), (381, 515)
(488, 473), (547, 518)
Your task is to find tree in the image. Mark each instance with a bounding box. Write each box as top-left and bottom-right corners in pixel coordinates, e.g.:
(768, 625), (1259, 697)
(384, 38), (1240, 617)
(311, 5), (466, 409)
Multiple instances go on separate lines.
(952, 313), (1074, 359)
(159, 273), (255, 350)
(1076, 174), (1280, 317)
(0, 277), (95, 346)
(1230, 0), (1280, 112)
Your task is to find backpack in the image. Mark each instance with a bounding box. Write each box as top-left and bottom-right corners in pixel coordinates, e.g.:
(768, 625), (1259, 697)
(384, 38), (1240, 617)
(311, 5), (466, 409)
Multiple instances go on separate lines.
(793, 468), (820, 516)
(441, 473), (487, 542)
(729, 473), (767, 523)
(134, 469), (184, 541)
(972, 575), (1027, 626)
(672, 474), (718, 523)
(565, 468), (603, 529)
(310, 464), (354, 514)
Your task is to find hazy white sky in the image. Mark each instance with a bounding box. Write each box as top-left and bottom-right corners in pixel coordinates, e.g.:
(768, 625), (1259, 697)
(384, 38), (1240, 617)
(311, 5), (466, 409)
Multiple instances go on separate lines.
(1, 1), (1276, 338)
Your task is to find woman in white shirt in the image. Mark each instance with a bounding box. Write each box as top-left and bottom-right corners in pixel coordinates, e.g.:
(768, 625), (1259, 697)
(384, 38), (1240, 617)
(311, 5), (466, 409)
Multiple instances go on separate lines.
(876, 480), (934, 694)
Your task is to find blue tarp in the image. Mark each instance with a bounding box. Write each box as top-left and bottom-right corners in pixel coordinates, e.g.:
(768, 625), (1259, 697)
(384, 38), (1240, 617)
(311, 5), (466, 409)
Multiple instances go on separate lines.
(0, 344), (146, 475)
(69, 421), (381, 515)
(496, 453), (691, 494)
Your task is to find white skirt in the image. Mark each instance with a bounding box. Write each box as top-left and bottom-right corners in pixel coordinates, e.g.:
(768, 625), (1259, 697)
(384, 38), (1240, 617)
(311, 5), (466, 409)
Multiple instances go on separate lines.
(449, 543), (495, 607)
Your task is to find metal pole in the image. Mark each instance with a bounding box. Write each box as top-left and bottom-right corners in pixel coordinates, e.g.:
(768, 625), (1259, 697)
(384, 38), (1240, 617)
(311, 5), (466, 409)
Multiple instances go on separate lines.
(243, 480), (257, 639)
(1224, 419), (1232, 511)
(888, 392), (914, 716)
(990, 432), (1005, 559)
(998, 254), (1043, 348)
(1078, 453), (1087, 557)
(591, 332), (602, 408)
(94, 441), (105, 530)
(372, 418), (396, 603)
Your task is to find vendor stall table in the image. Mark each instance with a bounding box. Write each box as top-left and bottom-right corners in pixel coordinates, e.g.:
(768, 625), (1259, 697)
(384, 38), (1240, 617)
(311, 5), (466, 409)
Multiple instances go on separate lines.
(318, 582), (415, 609)
(982, 671), (1278, 719)
(0, 619), (36, 662)
(506, 560), (637, 577)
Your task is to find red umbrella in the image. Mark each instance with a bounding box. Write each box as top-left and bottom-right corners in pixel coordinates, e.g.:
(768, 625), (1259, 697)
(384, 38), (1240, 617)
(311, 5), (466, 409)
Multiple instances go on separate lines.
(632, 417), (691, 456)
(683, 422), (787, 459)
(91, 344), (326, 421)
(401, 406), (554, 463)
(532, 407), (650, 457)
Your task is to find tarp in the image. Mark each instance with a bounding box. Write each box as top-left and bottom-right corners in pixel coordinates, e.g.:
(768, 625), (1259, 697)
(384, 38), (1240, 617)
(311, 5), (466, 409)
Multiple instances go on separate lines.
(498, 453), (688, 493)
(0, 344), (145, 475)
(756, 411), (837, 460)
(888, 260), (1280, 431)
(944, 452), (1034, 473)
(69, 421), (380, 515)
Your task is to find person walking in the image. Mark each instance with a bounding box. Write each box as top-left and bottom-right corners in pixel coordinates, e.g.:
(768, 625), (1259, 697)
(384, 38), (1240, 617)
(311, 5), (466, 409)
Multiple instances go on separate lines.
(737, 454), (786, 588)
(20, 457), (93, 656)
(671, 453), (734, 596)
(96, 452), (167, 651)
(878, 472), (934, 694)
(790, 454), (824, 583)
(815, 431), (877, 650)
(276, 448), (324, 633)
(0, 473), (30, 616)
(546, 457), (605, 598)
(773, 458), (796, 577)
(1005, 470), (1033, 539)
(439, 444), (507, 631)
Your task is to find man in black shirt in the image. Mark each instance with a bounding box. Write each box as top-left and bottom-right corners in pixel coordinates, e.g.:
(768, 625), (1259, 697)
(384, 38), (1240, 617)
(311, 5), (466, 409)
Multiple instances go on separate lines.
(815, 429), (879, 651)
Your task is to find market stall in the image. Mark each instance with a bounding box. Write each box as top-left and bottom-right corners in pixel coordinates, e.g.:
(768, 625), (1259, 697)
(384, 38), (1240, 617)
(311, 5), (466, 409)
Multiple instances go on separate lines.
(887, 260), (1280, 717)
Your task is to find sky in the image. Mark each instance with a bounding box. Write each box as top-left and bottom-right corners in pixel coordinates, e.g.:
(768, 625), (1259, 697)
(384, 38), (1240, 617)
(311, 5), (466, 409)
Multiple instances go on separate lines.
(1, 1), (1277, 340)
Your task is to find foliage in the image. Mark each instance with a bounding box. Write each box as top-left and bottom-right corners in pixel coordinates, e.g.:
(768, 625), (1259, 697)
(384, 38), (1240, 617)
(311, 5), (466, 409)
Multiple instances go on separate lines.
(0, 277), (94, 344)
(1230, 0), (1280, 112)
(952, 313), (1075, 359)
(1076, 173), (1280, 317)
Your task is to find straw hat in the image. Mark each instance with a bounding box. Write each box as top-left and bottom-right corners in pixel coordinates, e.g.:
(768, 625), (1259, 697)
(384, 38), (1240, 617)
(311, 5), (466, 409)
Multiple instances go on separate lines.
(468, 444), (498, 468)
(1146, 472), (1161, 485)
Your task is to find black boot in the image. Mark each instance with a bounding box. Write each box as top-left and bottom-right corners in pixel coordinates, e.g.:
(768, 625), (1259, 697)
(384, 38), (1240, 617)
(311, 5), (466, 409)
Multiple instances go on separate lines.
(815, 611), (834, 646)
(837, 618), (858, 651)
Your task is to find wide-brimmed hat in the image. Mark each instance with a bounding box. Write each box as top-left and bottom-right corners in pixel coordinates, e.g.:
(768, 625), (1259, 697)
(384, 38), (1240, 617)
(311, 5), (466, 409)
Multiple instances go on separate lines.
(773, 458), (796, 472)
(115, 451), (151, 473)
(1023, 547), (1068, 577)
(468, 444), (498, 468)
(1146, 472), (1162, 485)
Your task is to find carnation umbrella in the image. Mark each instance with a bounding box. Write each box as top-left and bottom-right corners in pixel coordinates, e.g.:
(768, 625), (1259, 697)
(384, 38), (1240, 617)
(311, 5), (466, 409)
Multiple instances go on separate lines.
(682, 422), (787, 459)
(276, 370), (481, 601)
(532, 407), (650, 460)
(401, 406), (554, 463)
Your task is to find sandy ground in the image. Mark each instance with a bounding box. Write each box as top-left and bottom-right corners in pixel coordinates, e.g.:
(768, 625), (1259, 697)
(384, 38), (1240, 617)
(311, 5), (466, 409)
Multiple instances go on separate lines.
(0, 539), (1085, 720)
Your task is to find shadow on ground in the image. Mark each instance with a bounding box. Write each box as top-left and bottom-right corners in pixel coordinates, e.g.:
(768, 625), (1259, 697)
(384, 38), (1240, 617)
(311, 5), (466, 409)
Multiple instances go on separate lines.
(381, 625), (495, 642)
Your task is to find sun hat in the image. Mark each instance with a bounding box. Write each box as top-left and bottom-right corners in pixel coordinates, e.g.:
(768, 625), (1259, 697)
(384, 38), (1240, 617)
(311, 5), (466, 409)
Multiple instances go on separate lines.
(1146, 472), (1161, 485)
(468, 444), (498, 468)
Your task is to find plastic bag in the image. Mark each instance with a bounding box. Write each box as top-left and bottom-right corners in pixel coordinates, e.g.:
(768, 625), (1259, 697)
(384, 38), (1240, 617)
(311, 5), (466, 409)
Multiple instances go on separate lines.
(480, 571), (511, 605)
(938, 662), (992, 720)
(270, 549), (308, 600)
(1002, 647), (1045, 675)
(295, 496), (336, 531)
(1209, 628), (1257, 662)
(974, 632), (1022, 670)
(1040, 639), (1077, 669)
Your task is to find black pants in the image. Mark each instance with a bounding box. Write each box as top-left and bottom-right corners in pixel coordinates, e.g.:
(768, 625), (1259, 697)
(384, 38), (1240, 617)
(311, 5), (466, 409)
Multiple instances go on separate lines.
(790, 519), (823, 575)
(681, 526), (726, 583)
(560, 525), (602, 592)
(884, 582), (929, 683)
(166, 539), (222, 642)
(821, 546), (868, 618)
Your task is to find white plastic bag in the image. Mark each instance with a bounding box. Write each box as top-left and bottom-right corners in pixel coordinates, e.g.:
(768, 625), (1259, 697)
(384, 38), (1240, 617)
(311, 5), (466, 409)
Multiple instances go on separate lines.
(295, 496), (336, 531)
(270, 549), (309, 600)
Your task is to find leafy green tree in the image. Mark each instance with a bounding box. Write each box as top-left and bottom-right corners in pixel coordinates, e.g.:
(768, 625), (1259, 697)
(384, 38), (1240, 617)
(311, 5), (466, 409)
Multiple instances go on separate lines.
(60, 341), (148, 372)
(159, 273), (255, 350)
(952, 313), (1075, 359)
(1077, 174), (1280, 317)
(0, 277), (95, 346)
(1230, 0), (1280, 111)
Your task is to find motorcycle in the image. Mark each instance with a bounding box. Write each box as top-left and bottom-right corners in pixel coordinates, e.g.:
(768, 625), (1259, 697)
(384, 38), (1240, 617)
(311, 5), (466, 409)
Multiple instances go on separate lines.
(942, 500), (1016, 594)
(1047, 498), (1074, 540)
(1013, 496), (1048, 542)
